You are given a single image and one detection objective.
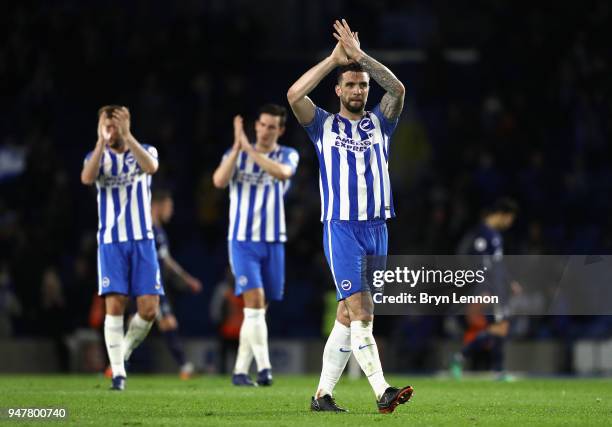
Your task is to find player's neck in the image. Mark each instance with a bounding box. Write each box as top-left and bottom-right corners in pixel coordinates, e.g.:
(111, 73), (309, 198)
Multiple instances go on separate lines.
(254, 141), (278, 153)
(152, 216), (161, 227)
(338, 106), (365, 121)
(109, 140), (128, 154)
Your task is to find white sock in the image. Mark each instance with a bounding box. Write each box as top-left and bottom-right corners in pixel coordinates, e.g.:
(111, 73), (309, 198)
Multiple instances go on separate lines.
(245, 308), (271, 371)
(123, 313), (153, 361)
(233, 317), (254, 375)
(350, 320), (390, 399)
(104, 314), (126, 378)
(315, 320), (352, 398)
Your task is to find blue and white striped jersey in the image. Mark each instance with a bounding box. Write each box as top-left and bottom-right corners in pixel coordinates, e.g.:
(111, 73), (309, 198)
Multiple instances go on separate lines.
(303, 104), (397, 221)
(84, 145), (158, 244)
(225, 145), (299, 242)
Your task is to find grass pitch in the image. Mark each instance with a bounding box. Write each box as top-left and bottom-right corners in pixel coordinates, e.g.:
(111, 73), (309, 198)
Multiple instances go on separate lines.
(0, 375), (611, 426)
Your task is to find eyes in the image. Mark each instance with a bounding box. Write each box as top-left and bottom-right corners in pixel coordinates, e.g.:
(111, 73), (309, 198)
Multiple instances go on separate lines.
(344, 82), (369, 89)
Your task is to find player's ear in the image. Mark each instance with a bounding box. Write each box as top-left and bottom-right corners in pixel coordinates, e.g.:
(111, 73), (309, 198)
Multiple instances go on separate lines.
(335, 84), (341, 97)
(278, 126), (286, 137)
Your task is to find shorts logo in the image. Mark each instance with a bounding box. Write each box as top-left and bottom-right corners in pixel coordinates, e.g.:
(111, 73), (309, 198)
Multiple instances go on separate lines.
(102, 277), (110, 288)
(238, 276), (248, 287)
(155, 283), (161, 290)
(341, 280), (352, 291)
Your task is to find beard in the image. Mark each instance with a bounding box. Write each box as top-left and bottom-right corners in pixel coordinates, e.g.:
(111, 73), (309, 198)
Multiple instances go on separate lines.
(108, 137), (125, 150)
(341, 97), (365, 114)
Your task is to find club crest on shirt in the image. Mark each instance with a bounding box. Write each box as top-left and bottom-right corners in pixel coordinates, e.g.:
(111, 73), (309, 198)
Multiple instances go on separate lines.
(359, 117), (374, 132)
(331, 115), (378, 153)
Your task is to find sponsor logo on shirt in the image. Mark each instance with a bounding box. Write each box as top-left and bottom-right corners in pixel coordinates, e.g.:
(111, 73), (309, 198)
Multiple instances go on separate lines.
(235, 171), (277, 186)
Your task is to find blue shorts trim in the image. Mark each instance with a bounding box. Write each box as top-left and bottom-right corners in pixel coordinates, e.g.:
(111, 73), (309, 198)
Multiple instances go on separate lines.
(228, 240), (285, 301)
(323, 219), (388, 301)
(97, 239), (164, 297)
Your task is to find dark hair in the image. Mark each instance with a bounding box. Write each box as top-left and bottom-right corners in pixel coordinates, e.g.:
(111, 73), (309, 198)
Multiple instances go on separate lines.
(488, 197), (519, 215)
(152, 188), (172, 203)
(97, 104), (126, 118)
(336, 63), (368, 84)
(258, 103), (287, 127)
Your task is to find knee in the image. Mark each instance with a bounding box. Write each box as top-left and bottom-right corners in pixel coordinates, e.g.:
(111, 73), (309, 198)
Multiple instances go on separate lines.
(242, 289), (266, 309)
(336, 309), (351, 327)
(105, 295), (127, 315)
(139, 304), (158, 321)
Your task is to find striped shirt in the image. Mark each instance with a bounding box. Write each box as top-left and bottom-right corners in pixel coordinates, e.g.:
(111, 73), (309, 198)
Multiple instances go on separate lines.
(303, 104), (397, 221)
(84, 145), (158, 244)
(225, 145), (299, 242)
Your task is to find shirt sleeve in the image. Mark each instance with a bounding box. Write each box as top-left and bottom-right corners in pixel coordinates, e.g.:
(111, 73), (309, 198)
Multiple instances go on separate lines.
(221, 147), (233, 161)
(302, 106), (331, 145)
(371, 103), (399, 137)
(83, 150), (93, 167)
(142, 144), (159, 159)
(279, 147), (300, 175)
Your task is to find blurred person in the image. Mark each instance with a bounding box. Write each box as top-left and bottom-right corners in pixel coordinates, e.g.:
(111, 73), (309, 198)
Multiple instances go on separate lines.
(287, 19), (413, 413)
(452, 197), (519, 381)
(213, 104), (299, 386)
(40, 267), (70, 371)
(209, 268), (244, 374)
(81, 105), (162, 391)
(150, 189), (202, 379)
(0, 262), (21, 337)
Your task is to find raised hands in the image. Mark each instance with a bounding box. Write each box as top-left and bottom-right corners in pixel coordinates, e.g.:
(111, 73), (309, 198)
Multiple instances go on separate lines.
(112, 107), (131, 139)
(233, 115), (251, 152)
(333, 19), (363, 62)
(233, 115), (244, 151)
(330, 41), (353, 66)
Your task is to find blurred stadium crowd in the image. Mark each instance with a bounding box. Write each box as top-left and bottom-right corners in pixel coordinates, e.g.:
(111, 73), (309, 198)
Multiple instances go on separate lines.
(1, 1), (611, 371)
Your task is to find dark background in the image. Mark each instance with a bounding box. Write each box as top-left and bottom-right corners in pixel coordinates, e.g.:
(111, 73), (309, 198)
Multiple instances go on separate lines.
(1, 1), (611, 367)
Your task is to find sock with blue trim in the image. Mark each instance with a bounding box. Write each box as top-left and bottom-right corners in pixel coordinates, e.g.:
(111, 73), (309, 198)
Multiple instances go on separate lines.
(350, 320), (390, 399)
(123, 313), (153, 361)
(315, 320), (352, 398)
(104, 314), (126, 378)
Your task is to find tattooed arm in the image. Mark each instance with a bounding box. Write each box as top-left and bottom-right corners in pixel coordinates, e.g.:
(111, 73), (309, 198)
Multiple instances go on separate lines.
(333, 19), (405, 120)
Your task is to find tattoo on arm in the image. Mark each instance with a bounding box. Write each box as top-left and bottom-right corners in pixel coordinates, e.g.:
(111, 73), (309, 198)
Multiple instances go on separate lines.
(358, 54), (405, 120)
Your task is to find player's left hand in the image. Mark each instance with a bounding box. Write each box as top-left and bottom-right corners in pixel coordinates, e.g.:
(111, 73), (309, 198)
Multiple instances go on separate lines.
(333, 19), (362, 60)
(112, 107), (131, 138)
(185, 276), (203, 293)
(238, 127), (252, 152)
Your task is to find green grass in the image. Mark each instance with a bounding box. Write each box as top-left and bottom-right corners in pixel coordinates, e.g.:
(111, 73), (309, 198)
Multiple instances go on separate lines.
(0, 375), (611, 426)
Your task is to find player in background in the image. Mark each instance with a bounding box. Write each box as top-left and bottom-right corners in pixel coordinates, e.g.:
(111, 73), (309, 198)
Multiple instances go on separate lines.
(287, 19), (413, 413)
(452, 197), (519, 380)
(149, 189), (202, 379)
(212, 104), (299, 386)
(81, 105), (162, 391)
